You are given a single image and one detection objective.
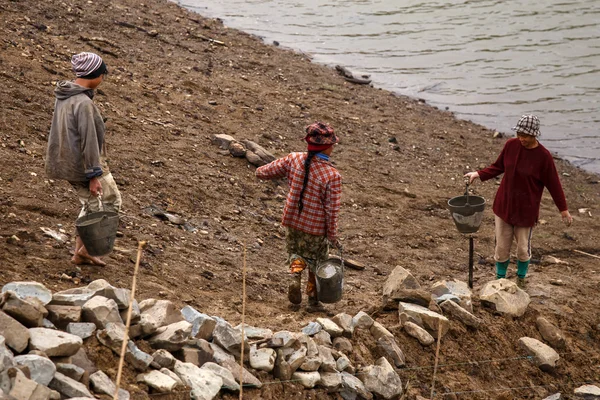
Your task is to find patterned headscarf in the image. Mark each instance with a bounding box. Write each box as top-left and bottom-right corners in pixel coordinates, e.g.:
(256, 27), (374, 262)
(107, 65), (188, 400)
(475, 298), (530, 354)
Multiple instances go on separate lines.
(304, 122), (339, 152)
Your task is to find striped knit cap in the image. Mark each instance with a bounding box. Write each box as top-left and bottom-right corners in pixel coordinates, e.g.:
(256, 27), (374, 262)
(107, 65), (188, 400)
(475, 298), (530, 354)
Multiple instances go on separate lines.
(71, 52), (104, 78)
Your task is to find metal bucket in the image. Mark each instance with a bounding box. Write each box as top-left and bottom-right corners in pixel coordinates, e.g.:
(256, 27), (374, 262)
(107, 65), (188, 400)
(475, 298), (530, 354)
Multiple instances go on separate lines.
(315, 257), (344, 304)
(75, 211), (119, 256)
(448, 194), (486, 234)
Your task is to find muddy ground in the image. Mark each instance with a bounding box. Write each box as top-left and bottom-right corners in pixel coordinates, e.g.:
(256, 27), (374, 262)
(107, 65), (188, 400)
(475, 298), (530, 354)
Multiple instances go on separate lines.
(0, 0), (599, 398)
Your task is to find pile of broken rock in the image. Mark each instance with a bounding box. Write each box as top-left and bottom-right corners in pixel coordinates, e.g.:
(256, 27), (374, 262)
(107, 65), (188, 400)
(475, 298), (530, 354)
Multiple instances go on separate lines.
(0, 279), (404, 400)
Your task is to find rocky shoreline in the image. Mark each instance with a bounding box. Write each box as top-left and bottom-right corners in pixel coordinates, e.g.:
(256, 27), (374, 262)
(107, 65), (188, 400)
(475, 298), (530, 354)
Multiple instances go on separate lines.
(1, 0), (599, 398)
(2, 274), (597, 400)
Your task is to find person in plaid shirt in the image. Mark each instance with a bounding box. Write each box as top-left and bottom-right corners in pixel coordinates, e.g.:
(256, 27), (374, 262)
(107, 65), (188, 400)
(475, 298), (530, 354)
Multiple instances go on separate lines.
(256, 122), (342, 310)
(465, 115), (572, 289)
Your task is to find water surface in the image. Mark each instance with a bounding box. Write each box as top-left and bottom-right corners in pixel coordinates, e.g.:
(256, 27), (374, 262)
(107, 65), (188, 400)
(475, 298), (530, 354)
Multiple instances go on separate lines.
(178, 0), (600, 174)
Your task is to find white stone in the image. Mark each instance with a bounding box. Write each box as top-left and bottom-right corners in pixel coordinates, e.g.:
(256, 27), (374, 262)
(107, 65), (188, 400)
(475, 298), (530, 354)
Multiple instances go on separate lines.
(14, 354), (56, 386)
(51, 288), (96, 307)
(369, 321), (394, 341)
(173, 361), (222, 400)
(49, 372), (94, 399)
(292, 371), (320, 388)
(383, 266), (421, 299)
(440, 299), (481, 329)
(331, 313), (354, 338)
(2, 282), (52, 305)
(82, 296), (123, 329)
(148, 320), (192, 352)
(352, 311), (374, 330)
(66, 322), (97, 340)
(341, 371), (373, 400)
(404, 322), (434, 346)
(318, 372), (342, 392)
(317, 318), (343, 338)
(86, 279), (130, 310)
(398, 302), (449, 336)
(181, 306), (217, 340)
(139, 299), (183, 328)
(137, 370), (178, 393)
(480, 279), (530, 317)
(236, 324), (273, 341)
(574, 384), (600, 398)
(359, 357), (402, 399)
(89, 370), (129, 400)
(212, 321), (246, 356)
(431, 279), (473, 311)
(249, 346), (276, 372)
(518, 337), (560, 371)
(160, 368), (183, 386)
(29, 328), (82, 357)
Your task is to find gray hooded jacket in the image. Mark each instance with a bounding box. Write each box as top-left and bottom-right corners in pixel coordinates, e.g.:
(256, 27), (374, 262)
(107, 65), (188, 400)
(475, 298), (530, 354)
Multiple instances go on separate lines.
(46, 81), (105, 182)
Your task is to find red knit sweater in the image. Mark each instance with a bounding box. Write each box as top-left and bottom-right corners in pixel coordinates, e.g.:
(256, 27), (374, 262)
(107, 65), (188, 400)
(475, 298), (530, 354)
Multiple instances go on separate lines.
(478, 138), (568, 227)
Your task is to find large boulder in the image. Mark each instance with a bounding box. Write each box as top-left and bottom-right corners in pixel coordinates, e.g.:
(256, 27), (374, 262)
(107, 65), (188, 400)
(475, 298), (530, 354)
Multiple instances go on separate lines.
(480, 279), (530, 317)
(340, 371), (373, 400)
(249, 346), (276, 372)
(28, 328), (82, 357)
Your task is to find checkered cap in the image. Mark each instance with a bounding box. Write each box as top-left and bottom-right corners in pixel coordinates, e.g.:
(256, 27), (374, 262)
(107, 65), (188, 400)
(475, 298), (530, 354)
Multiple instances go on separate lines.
(304, 122), (339, 145)
(512, 115), (541, 137)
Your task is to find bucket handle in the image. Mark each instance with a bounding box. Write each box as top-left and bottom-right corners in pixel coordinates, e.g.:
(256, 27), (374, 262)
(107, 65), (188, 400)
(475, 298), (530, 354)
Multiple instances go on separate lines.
(83, 193), (107, 214)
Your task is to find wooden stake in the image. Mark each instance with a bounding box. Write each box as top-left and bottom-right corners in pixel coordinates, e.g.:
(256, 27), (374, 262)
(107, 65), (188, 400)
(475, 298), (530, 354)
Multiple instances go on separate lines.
(430, 327), (443, 400)
(239, 244), (247, 400)
(113, 241), (146, 400)
(573, 249), (600, 260)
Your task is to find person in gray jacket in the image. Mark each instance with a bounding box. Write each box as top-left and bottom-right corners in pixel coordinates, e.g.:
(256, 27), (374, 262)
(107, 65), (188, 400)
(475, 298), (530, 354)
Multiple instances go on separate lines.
(46, 52), (121, 266)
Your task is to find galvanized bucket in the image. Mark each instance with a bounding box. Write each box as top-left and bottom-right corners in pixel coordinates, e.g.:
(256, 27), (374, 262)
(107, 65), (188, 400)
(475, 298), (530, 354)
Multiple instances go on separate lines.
(315, 256), (344, 303)
(76, 211), (119, 256)
(448, 185), (486, 234)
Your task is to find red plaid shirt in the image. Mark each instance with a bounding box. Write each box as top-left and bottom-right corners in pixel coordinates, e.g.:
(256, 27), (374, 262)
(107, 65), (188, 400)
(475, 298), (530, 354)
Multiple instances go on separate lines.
(256, 152), (342, 242)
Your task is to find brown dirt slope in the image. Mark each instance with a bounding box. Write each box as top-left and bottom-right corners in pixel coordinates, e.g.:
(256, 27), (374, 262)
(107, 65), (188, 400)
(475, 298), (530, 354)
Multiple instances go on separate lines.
(0, 0), (599, 398)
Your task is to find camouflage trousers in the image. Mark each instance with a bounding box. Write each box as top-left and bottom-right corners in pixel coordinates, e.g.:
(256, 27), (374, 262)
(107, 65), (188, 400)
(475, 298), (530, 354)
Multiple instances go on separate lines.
(285, 227), (329, 297)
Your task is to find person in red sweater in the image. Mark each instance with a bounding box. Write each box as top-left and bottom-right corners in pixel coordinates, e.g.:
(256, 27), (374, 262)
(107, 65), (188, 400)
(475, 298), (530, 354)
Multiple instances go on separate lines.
(465, 115), (572, 288)
(256, 122), (342, 310)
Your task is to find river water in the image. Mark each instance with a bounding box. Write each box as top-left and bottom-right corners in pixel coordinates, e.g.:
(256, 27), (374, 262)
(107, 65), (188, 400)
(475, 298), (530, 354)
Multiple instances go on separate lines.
(177, 0), (600, 175)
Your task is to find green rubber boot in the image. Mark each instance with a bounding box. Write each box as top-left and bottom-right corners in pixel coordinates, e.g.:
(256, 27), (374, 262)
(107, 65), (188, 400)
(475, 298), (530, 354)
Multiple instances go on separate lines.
(516, 260), (530, 289)
(495, 260), (509, 279)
